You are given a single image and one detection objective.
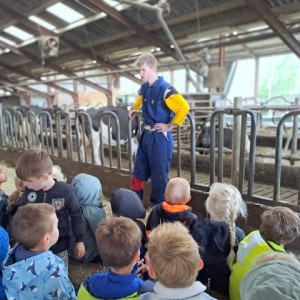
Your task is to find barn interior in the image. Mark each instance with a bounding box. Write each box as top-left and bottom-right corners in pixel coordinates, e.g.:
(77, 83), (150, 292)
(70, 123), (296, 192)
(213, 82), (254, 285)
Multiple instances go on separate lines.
(0, 1), (300, 296)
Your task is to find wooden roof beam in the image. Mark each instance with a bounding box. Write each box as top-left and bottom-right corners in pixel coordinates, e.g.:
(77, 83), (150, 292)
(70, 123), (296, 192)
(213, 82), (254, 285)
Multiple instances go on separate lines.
(85, 0), (176, 59)
(0, 62), (76, 97)
(245, 0), (300, 58)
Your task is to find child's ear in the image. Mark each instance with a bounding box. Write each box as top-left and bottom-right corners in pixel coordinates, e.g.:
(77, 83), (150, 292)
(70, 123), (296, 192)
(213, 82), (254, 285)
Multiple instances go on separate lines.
(42, 173), (49, 181)
(41, 233), (50, 246)
(186, 195), (191, 203)
(145, 254), (157, 280)
(198, 258), (204, 271)
(148, 265), (156, 280)
(133, 250), (140, 263)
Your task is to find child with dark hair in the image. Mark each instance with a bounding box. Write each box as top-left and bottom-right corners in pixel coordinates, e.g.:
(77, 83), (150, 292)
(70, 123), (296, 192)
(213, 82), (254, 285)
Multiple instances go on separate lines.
(230, 206), (300, 300)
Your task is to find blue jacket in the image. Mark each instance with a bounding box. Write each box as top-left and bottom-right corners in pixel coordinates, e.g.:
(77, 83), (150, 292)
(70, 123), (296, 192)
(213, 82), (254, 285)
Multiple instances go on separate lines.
(21, 181), (85, 254)
(0, 227), (9, 300)
(140, 77), (173, 126)
(2, 244), (76, 300)
(71, 174), (106, 262)
(77, 264), (153, 299)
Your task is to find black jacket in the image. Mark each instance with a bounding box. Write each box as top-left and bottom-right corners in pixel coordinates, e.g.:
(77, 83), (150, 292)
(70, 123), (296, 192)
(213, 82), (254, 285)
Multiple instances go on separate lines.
(21, 181), (85, 254)
(192, 218), (245, 296)
(146, 202), (198, 235)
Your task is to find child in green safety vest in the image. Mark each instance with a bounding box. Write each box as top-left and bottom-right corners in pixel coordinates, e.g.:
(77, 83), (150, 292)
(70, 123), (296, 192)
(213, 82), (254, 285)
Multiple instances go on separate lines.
(229, 206), (300, 300)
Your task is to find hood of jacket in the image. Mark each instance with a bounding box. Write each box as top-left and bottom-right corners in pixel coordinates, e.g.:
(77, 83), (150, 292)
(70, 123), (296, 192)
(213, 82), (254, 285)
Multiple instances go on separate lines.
(71, 173), (102, 207)
(240, 259), (300, 300)
(111, 188), (145, 219)
(2, 244), (75, 299)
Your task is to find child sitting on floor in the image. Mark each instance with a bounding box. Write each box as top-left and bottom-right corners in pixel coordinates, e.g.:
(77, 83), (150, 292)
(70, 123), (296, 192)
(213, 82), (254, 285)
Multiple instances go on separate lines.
(140, 222), (216, 300)
(146, 177), (198, 236)
(240, 251), (300, 300)
(192, 182), (247, 296)
(111, 188), (147, 257)
(77, 217), (154, 299)
(71, 173), (106, 263)
(229, 206), (300, 300)
(2, 203), (76, 299)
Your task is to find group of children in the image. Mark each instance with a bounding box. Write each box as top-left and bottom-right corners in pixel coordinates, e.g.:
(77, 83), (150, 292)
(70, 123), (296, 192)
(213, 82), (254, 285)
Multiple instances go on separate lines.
(0, 148), (299, 299)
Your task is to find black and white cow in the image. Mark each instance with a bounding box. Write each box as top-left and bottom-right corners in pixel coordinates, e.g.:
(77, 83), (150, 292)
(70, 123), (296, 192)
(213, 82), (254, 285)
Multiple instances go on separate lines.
(79, 106), (139, 165)
(196, 123), (250, 153)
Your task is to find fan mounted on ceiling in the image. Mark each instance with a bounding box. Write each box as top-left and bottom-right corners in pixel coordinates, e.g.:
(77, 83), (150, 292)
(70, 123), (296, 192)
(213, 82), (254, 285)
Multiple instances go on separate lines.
(39, 36), (59, 58)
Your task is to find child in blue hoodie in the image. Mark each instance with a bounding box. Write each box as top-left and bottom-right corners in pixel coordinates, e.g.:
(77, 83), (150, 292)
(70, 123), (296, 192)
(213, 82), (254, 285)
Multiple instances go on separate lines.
(2, 203), (76, 299)
(71, 173), (106, 263)
(0, 227), (9, 300)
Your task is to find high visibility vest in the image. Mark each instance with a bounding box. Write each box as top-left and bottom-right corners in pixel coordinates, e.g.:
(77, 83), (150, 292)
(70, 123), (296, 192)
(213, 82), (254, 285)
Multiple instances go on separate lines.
(77, 283), (139, 300)
(229, 230), (285, 300)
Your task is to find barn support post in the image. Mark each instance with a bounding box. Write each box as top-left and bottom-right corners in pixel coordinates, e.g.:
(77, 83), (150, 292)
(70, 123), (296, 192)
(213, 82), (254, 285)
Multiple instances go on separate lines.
(231, 97), (242, 187)
(254, 57), (259, 101)
(291, 97), (300, 157)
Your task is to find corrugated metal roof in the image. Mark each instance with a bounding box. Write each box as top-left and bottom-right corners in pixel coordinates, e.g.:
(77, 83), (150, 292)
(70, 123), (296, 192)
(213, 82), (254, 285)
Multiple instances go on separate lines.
(0, 0), (299, 96)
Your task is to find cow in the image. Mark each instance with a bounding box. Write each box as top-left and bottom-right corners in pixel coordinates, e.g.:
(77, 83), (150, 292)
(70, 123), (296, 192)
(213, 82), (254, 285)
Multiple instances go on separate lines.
(78, 106), (139, 165)
(196, 123), (250, 153)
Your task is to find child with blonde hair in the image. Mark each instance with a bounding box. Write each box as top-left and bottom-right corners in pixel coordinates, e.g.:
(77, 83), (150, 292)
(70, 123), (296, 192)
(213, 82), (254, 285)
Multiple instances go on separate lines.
(192, 182), (247, 296)
(140, 222), (216, 300)
(240, 251), (300, 300)
(230, 206), (300, 300)
(146, 177), (198, 236)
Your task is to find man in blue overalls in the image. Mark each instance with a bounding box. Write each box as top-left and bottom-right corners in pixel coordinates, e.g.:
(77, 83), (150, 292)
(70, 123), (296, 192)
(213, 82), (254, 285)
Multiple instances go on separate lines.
(128, 52), (189, 206)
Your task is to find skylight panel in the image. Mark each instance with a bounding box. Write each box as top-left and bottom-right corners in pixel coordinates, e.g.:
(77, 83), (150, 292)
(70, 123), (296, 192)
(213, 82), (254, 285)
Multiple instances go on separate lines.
(46, 3), (84, 23)
(102, 0), (123, 11)
(3, 26), (34, 41)
(29, 16), (56, 31)
(0, 36), (16, 46)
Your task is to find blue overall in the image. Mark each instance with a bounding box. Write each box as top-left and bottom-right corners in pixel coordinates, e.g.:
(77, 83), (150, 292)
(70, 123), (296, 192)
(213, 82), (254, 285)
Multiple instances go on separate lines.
(133, 77), (174, 205)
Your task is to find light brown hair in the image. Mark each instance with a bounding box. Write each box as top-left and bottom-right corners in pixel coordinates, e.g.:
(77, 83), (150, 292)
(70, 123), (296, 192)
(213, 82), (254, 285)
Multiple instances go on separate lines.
(165, 177), (190, 205)
(260, 206), (300, 245)
(95, 217), (141, 269)
(148, 222), (200, 288)
(255, 251), (300, 266)
(13, 203), (55, 249)
(205, 183), (247, 268)
(15, 149), (53, 181)
(8, 176), (24, 210)
(135, 52), (157, 69)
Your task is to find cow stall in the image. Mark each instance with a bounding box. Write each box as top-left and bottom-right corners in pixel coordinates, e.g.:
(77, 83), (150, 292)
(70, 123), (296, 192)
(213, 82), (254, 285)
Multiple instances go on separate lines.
(0, 104), (300, 254)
